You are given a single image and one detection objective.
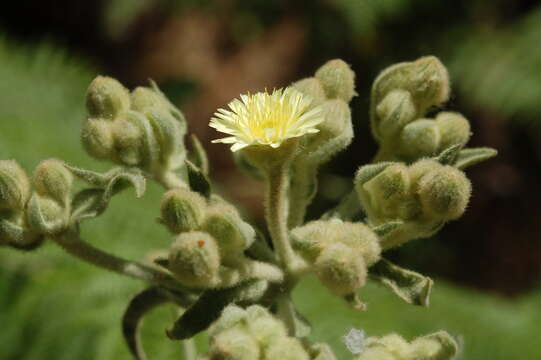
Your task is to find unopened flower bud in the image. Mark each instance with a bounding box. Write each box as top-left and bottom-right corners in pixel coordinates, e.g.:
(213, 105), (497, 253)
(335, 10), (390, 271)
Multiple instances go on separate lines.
(202, 203), (255, 263)
(435, 112), (471, 151)
(263, 337), (310, 360)
(209, 327), (260, 360)
(168, 231), (221, 288)
(112, 117), (144, 166)
(86, 76), (130, 120)
(356, 347), (395, 360)
(81, 118), (114, 160)
(130, 86), (167, 113)
(417, 166), (471, 221)
(358, 163), (416, 220)
(410, 331), (458, 360)
(291, 220), (380, 266)
(399, 119), (441, 159)
(33, 159), (73, 205)
(315, 59), (356, 103)
(26, 195), (67, 234)
(314, 243), (367, 296)
(409, 56), (450, 114)
(374, 90), (416, 141)
(0, 160), (30, 212)
(246, 305), (287, 345)
(160, 188), (206, 234)
(292, 78), (327, 106)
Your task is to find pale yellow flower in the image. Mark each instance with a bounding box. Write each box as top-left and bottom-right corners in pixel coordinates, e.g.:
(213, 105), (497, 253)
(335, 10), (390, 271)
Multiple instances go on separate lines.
(210, 87), (324, 152)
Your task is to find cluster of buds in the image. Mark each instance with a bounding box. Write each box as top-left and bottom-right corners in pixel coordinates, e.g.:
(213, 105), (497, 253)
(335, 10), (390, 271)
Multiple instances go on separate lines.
(158, 188), (261, 288)
(82, 76), (187, 186)
(370, 57), (471, 162)
(285, 59), (356, 226)
(0, 159), (74, 249)
(355, 331), (457, 360)
(199, 305), (316, 360)
(355, 159), (471, 249)
(291, 219), (381, 296)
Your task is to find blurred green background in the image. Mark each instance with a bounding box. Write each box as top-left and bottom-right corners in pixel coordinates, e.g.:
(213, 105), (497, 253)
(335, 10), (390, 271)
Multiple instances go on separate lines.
(1, 1), (540, 359)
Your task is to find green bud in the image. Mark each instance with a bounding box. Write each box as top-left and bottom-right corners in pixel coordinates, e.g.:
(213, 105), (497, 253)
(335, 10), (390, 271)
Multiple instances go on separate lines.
(202, 203), (255, 263)
(417, 166), (471, 221)
(302, 99), (353, 164)
(315, 59), (356, 103)
(0, 160), (30, 212)
(292, 78), (327, 106)
(399, 119), (441, 159)
(26, 194), (67, 235)
(263, 337), (310, 360)
(409, 56), (450, 114)
(33, 159), (73, 205)
(81, 118), (114, 160)
(160, 188), (206, 234)
(435, 112), (471, 151)
(86, 76), (130, 120)
(291, 220), (380, 266)
(168, 231), (221, 288)
(410, 331), (458, 360)
(359, 163), (417, 221)
(374, 90), (416, 141)
(131, 87), (186, 168)
(111, 117), (144, 166)
(314, 243), (367, 296)
(209, 327), (260, 360)
(245, 305), (287, 345)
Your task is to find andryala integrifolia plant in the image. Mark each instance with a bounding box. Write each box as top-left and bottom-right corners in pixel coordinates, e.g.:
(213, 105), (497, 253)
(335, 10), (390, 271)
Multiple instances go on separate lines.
(0, 56), (497, 360)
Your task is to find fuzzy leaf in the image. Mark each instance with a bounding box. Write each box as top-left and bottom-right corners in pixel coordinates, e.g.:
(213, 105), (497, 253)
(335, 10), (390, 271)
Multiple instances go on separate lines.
(455, 147), (498, 169)
(69, 167), (146, 222)
(189, 134), (209, 175)
(185, 160), (211, 199)
(370, 258), (433, 306)
(122, 287), (169, 360)
(371, 221), (404, 238)
(436, 144), (461, 166)
(166, 280), (267, 340)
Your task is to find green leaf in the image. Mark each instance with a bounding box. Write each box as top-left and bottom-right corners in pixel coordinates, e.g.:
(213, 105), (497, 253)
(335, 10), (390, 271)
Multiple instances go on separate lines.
(68, 167), (146, 223)
(185, 160), (211, 199)
(435, 144), (461, 166)
(189, 134), (209, 175)
(122, 287), (169, 360)
(166, 280), (267, 340)
(371, 221), (403, 238)
(370, 258), (433, 306)
(455, 147), (498, 170)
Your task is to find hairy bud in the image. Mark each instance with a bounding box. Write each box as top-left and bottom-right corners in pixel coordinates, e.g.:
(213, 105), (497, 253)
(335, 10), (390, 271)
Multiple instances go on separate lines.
(26, 195), (67, 235)
(0, 160), (30, 212)
(86, 76), (130, 120)
(409, 56), (450, 114)
(315, 59), (356, 103)
(435, 112), (471, 151)
(291, 220), (380, 266)
(168, 231), (221, 288)
(292, 78), (327, 106)
(374, 90), (416, 141)
(399, 119), (441, 159)
(209, 327), (260, 360)
(315, 243), (367, 296)
(111, 117), (145, 166)
(160, 188), (206, 234)
(417, 166), (471, 221)
(81, 118), (115, 160)
(33, 159), (73, 205)
(202, 203), (255, 263)
(263, 337), (310, 360)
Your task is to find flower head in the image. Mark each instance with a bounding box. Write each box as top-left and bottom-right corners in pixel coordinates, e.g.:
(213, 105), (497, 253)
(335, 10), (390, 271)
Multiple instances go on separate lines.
(210, 87), (324, 151)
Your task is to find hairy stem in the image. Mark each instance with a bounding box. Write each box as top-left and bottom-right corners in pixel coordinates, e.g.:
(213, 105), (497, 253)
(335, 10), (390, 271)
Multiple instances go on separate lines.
(277, 295), (298, 337)
(52, 228), (190, 292)
(181, 338), (197, 360)
(264, 164), (298, 275)
(288, 163), (318, 228)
